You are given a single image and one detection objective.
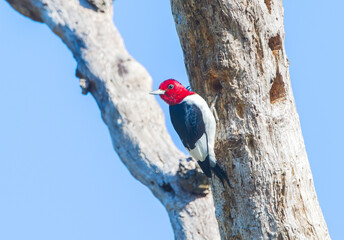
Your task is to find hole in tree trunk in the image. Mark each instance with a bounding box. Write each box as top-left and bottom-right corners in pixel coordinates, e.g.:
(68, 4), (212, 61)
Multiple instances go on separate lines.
(270, 71), (286, 104)
(206, 69), (223, 92)
(268, 34), (282, 51)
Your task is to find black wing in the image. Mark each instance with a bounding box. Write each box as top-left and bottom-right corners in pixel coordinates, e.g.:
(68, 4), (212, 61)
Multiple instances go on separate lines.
(169, 102), (205, 151)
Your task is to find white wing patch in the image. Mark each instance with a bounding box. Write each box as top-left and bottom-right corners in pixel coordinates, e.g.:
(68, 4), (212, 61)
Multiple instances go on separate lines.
(188, 133), (208, 162)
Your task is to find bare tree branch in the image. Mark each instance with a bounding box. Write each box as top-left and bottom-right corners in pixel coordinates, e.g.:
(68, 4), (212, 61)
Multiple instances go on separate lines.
(5, 0), (221, 239)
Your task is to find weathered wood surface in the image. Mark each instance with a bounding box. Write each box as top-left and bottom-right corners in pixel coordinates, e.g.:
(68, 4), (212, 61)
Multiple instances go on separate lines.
(171, 0), (330, 239)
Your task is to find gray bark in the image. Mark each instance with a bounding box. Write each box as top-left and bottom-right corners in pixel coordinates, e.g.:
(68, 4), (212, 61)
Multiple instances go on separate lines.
(5, 0), (221, 239)
(171, 0), (330, 239)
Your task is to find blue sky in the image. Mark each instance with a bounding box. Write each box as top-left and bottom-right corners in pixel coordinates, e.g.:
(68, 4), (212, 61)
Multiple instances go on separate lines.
(0, 0), (343, 239)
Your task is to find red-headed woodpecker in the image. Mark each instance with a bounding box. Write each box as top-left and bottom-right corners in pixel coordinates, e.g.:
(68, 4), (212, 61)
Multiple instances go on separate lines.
(151, 79), (231, 187)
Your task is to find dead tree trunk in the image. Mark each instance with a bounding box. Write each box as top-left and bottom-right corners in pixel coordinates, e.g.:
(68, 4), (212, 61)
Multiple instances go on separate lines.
(171, 0), (330, 239)
(5, 0), (221, 239)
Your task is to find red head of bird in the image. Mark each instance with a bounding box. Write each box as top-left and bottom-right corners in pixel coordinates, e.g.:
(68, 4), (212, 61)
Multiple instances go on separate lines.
(150, 79), (195, 105)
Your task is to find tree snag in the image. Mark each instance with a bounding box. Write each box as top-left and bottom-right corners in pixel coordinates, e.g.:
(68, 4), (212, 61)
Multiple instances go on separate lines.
(171, 0), (330, 239)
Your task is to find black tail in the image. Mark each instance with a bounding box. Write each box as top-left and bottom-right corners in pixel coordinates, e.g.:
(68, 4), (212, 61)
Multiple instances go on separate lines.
(197, 159), (212, 178)
(198, 156), (232, 188)
(212, 162), (232, 188)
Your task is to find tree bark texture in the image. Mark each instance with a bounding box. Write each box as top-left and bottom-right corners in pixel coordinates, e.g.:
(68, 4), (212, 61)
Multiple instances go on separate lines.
(5, 1), (221, 239)
(171, 0), (330, 239)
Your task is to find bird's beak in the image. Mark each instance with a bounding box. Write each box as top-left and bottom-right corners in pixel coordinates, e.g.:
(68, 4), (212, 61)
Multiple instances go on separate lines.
(150, 89), (166, 95)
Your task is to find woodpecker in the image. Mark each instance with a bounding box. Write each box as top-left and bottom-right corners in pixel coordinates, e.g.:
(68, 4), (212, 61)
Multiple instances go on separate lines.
(151, 79), (231, 187)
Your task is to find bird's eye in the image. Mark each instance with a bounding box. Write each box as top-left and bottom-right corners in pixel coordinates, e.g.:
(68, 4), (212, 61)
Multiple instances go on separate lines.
(168, 84), (174, 89)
